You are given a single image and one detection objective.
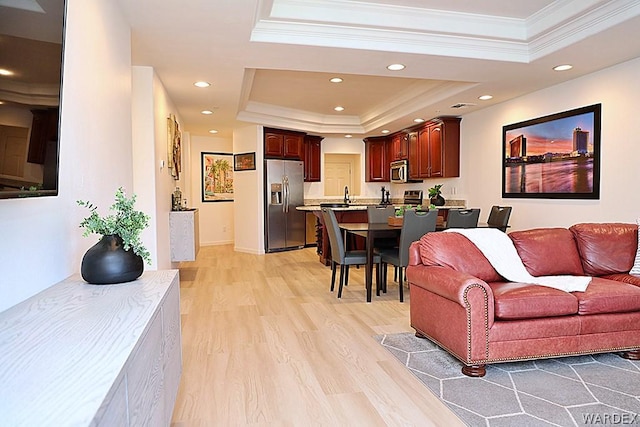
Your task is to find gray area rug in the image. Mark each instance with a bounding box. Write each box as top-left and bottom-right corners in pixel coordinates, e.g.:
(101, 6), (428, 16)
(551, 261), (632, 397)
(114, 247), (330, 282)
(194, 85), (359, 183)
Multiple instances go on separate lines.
(377, 333), (640, 426)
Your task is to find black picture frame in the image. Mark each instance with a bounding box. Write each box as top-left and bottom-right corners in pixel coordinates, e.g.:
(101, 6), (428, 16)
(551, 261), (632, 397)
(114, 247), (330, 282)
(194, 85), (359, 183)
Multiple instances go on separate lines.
(502, 103), (601, 200)
(233, 152), (256, 171)
(201, 152), (233, 202)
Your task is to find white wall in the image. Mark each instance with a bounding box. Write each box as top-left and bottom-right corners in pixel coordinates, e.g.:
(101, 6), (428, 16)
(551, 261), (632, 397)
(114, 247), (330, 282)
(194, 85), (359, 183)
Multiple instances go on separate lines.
(131, 66), (184, 270)
(460, 57), (640, 231)
(233, 125), (263, 254)
(0, 0), (134, 312)
(188, 134), (234, 246)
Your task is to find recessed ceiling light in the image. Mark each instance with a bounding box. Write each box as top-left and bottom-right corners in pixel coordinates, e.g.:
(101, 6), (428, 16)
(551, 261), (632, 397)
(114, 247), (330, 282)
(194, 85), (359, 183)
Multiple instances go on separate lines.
(194, 81), (210, 88)
(553, 64), (573, 71)
(0, 69), (14, 76)
(381, 129), (390, 134)
(329, 77), (343, 83)
(201, 110), (213, 115)
(208, 129), (218, 134)
(413, 118), (425, 123)
(345, 134), (353, 138)
(478, 95), (493, 101)
(334, 106), (344, 112)
(387, 63), (405, 71)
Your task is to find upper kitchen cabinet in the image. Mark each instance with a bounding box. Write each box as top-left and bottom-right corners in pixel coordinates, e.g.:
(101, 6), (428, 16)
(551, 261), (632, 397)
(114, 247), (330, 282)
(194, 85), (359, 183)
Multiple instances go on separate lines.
(364, 136), (389, 182)
(388, 132), (408, 161)
(264, 128), (304, 159)
(408, 117), (460, 180)
(303, 135), (323, 182)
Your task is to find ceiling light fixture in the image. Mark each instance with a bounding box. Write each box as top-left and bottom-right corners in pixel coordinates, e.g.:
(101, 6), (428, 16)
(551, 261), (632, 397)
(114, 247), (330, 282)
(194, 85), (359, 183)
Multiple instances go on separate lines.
(345, 134), (353, 138)
(194, 81), (210, 88)
(387, 63), (405, 71)
(208, 129), (218, 134)
(478, 95), (493, 100)
(329, 77), (343, 83)
(381, 129), (390, 134)
(414, 118), (425, 123)
(201, 110), (213, 115)
(0, 69), (14, 76)
(553, 64), (573, 71)
(334, 106), (344, 112)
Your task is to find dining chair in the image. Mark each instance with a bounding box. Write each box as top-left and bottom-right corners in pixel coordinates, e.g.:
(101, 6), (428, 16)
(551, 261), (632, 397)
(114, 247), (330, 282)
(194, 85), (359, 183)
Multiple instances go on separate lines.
(376, 209), (437, 302)
(487, 205), (512, 232)
(446, 208), (481, 229)
(321, 208), (381, 298)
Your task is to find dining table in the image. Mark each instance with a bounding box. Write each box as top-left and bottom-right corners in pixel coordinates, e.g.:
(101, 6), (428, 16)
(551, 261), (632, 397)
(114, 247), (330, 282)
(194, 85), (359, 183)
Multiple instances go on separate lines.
(338, 222), (403, 303)
(338, 220), (498, 302)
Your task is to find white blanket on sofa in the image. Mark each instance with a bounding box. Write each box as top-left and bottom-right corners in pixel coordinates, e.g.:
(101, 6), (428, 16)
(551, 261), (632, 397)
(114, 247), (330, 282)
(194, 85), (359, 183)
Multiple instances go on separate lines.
(444, 228), (591, 292)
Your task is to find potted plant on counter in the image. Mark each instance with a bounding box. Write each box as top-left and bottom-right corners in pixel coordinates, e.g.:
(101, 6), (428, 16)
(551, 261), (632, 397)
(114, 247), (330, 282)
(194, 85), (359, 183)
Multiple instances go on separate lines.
(77, 187), (151, 284)
(428, 184), (445, 206)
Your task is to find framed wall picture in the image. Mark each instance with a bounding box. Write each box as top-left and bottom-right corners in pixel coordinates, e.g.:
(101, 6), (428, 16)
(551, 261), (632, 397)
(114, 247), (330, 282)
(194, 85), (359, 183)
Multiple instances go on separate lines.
(167, 114), (181, 180)
(502, 103), (601, 199)
(233, 152), (256, 171)
(201, 152), (233, 202)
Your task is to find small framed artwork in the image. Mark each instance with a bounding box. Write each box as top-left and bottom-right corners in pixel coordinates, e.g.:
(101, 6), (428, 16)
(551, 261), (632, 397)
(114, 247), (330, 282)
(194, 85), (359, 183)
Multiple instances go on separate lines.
(502, 103), (601, 200)
(234, 152), (256, 171)
(201, 152), (234, 202)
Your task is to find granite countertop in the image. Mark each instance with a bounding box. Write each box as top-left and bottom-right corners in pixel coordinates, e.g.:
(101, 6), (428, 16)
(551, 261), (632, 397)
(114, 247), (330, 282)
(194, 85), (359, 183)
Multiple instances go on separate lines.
(297, 199), (466, 211)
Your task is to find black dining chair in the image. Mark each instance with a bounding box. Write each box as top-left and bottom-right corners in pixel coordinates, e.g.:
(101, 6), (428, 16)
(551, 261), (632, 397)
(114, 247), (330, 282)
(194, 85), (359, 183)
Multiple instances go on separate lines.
(321, 208), (381, 298)
(376, 209), (437, 302)
(487, 205), (512, 232)
(446, 208), (481, 229)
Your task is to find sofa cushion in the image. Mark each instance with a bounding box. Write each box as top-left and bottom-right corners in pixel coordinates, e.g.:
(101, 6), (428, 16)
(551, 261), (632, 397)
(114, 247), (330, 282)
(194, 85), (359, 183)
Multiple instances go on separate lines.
(569, 223), (637, 276)
(418, 232), (503, 283)
(489, 281), (579, 320)
(509, 228), (584, 276)
(574, 277), (640, 315)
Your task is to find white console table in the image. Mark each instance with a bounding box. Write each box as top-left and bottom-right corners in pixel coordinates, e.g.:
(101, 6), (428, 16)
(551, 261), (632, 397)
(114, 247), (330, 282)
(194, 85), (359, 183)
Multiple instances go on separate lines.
(0, 270), (182, 426)
(169, 209), (200, 262)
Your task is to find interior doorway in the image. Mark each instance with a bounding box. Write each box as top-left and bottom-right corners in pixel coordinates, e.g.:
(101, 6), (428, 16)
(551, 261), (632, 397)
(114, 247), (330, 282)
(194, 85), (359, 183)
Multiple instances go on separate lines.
(324, 153), (360, 197)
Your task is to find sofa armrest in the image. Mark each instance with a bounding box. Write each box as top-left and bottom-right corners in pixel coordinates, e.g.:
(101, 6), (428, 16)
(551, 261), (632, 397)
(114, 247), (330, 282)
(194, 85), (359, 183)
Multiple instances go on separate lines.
(406, 265), (495, 326)
(407, 264), (495, 363)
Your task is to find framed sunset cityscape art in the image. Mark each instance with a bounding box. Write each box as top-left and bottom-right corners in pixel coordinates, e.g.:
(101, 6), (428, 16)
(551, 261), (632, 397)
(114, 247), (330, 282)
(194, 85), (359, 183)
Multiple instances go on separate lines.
(502, 103), (601, 199)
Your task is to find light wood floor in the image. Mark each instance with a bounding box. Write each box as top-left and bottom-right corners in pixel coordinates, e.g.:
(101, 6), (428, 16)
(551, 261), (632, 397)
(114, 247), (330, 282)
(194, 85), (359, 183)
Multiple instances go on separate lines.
(170, 245), (464, 426)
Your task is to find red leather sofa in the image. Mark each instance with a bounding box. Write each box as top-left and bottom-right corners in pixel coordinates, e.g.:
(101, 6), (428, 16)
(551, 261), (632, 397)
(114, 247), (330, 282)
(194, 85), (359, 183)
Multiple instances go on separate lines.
(406, 222), (640, 377)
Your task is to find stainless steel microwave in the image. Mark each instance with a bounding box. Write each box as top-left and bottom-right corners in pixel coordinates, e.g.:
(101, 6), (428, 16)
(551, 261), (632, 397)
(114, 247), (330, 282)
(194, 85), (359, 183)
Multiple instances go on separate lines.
(390, 159), (408, 183)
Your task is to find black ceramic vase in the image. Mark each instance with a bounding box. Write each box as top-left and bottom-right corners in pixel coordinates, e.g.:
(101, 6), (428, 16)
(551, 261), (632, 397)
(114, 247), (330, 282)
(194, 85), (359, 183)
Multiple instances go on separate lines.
(81, 235), (144, 284)
(430, 194), (446, 206)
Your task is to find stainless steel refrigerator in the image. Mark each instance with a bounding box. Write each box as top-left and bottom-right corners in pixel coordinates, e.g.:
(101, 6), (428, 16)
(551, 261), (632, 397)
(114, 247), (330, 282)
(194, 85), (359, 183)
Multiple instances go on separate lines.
(265, 159), (306, 252)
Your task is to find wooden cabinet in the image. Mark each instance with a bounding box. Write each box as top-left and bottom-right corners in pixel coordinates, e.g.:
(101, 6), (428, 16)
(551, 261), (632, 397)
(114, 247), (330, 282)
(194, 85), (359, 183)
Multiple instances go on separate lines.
(169, 209), (200, 261)
(264, 128), (304, 159)
(0, 271), (182, 426)
(388, 132), (408, 161)
(408, 117), (460, 179)
(364, 136), (389, 182)
(265, 131), (284, 157)
(303, 135), (322, 182)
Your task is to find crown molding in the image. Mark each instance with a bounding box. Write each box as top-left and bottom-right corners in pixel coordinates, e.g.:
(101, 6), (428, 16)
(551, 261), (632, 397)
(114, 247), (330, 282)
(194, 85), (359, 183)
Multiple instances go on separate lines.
(252, 0), (640, 63)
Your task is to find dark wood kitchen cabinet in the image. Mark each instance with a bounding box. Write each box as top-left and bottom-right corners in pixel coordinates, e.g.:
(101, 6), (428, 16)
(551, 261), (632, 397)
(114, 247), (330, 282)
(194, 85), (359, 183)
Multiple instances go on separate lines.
(364, 136), (389, 182)
(303, 135), (322, 182)
(388, 132), (408, 161)
(408, 117), (460, 179)
(264, 128), (304, 159)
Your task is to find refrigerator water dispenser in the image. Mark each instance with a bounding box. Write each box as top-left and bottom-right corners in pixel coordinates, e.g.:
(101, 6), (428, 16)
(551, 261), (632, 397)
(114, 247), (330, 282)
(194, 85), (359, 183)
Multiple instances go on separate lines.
(270, 183), (282, 205)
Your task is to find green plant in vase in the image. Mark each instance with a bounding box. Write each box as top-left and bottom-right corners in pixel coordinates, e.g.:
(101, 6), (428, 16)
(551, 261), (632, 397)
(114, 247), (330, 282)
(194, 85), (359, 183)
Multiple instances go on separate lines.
(77, 188), (151, 285)
(78, 187), (151, 263)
